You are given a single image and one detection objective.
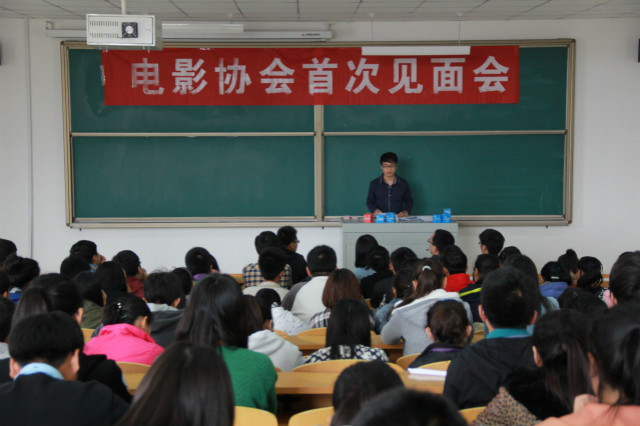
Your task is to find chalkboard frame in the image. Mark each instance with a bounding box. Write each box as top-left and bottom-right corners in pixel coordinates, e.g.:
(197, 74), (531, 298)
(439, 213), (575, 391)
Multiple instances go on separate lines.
(61, 39), (575, 228)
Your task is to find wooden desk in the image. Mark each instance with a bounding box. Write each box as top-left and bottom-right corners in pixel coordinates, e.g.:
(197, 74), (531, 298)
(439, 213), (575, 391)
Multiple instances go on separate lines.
(284, 335), (404, 362)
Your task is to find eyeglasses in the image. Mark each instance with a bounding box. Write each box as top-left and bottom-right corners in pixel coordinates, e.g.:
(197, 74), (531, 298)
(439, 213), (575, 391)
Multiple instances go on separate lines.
(381, 163), (397, 169)
(428, 240), (434, 245)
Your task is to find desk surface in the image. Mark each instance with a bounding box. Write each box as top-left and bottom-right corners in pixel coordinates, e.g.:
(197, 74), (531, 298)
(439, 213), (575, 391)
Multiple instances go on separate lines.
(284, 334), (403, 362)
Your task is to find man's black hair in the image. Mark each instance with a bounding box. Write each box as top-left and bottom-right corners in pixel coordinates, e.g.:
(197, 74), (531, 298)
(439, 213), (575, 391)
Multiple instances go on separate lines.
(367, 246), (390, 273)
(307, 245), (337, 275)
(474, 254), (500, 279)
(277, 226), (298, 248)
(254, 231), (279, 254)
(185, 247), (219, 275)
(59, 255), (91, 279)
(609, 251), (640, 304)
(379, 152), (398, 164)
(480, 266), (538, 329)
(0, 239), (17, 265)
(390, 247), (418, 273)
(69, 240), (98, 264)
(0, 298), (15, 342)
(432, 229), (455, 254)
(498, 246), (521, 265)
(258, 247), (288, 281)
(144, 272), (184, 306)
(479, 229), (505, 255)
(442, 245), (467, 275)
(112, 250), (141, 277)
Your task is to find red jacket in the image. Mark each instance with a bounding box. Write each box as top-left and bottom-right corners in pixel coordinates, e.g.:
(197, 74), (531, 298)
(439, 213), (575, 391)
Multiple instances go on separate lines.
(445, 273), (472, 293)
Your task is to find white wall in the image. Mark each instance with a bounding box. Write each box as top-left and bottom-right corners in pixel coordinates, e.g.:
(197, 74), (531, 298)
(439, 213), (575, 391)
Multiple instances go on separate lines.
(0, 17), (639, 275)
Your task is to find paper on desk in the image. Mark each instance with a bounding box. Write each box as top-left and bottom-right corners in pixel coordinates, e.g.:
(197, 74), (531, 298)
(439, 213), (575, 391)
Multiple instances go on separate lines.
(407, 368), (447, 377)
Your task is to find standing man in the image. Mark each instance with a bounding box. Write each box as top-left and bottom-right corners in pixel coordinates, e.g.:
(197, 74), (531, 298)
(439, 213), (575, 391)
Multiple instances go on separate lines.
(366, 152), (413, 217)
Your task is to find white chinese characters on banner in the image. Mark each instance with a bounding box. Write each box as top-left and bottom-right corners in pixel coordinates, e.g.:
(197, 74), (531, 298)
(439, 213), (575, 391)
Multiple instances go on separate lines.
(215, 58), (251, 95)
(260, 58), (295, 94)
(172, 59), (207, 95)
(302, 58), (338, 95)
(131, 58), (164, 95)
(345, 58), (380, 94)
(431, 58), (466, 94)
(473, 56), (509, 93)
(389, 58), (423, 94)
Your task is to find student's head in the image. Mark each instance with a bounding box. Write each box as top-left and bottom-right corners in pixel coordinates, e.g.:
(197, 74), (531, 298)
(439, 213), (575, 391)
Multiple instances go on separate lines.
(117, 342), (234, 426)
(503, 254), (539, 283)
(322, 269), (361, 310)
(426, 300), (471, 346)
(9, 312), (84, 380)
(576, 256), (603, 293)
(13, 274), (83, 326)
(558, 287), (608, 318)
(255, 288), (282, 308)
(171, 267), (194, 296)
(351, 388), (467, 426)
(429, 229), (455, 256)
(244, 295), (273, 334)
(3, 254), (39, 289)
(609, 251), (640, 305)
(330, 362), (404, 426)
(69, 240), (104, 265)
(74, 271), (105, 308)
(144, 272), (184, 307)
(258, 247), (287, 281)
(480, 266), (538, 330)
(59, 255), (91, 279)
(541, 261), (571, 284)
(379, 152), (398, 178)
(392, 269), (414, 300)
(0, 239), (17, 266)
(398, 259), (444, 308)
(379, 152), (398, 165)
(0, 298), (15, 342)
(355, 234), (378, 269)
(589, 303), (640, 405)
(498, 246), (521, 266)
(277, 226), (299, 252)
(473, 254), (500, 282)
(326, 299), (371, 359)
(389, 247), (417, 274)
(103, 295), (153, 334)
(478, 229), (505, 255)
(0, 271), (11, 298)
(175, 274), (248, 349)
(112, 250), (142, 278)
(95, 261), (128, 305)
(307, 245), (337, 276)
(441, 245), (467, 275)
(558, 248), (579, 279)
(253, 231), (279, 254)
(531, 309), (593, 412)
(367, 245), (390, 273)
(185, 247), (219, 276)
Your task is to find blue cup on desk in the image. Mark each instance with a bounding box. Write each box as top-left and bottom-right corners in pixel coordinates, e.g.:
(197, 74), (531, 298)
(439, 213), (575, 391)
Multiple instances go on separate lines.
(433, 214), (443, 223)
(375, 214), (385, 223)
(443, 209), (452, 223)
(385, 212), (396, 223)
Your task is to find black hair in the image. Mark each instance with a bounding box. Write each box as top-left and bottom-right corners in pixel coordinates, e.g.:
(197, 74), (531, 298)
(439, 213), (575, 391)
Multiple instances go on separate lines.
(330, 362), (403, 426)
(116, 342), (234, 426)
(255, 288), (282, 307)
(355, 234), (378, 268)
(326, 299), (371, 360)
(498, 246), (521, 265)
(481, 266), (538, 329)
(479, 229), (505, 255)
(351, 388), (467, 426)
(609, 251), (640, 304)
(366, 245), (390, 273)
(0, 297), (15, 341)
(397, 259), (444, 309)
(112, 250), (141, 277)
(322, 269), (362, 310)
(441, 245), (467, 274)
(0, 271), (11, 295)
(9, 311), (84, 368)
(392, 269), (414, 301)
(144, 272), (184, 306)
(532, 309), (593, 413)
(474, 254), (500, 280)
(558, 249), (579, 276)
(589, 303), (640, 405)
(576, 256), (603, 294)
(431, 229), (455, 255)
(69, 240), (98, 264)
(185, 247), (219, 275)
(13, 274), (83, 326)
(306, 245), (337, 275)
(503, 254), (553, 315)
(3, 254), (39, 289)
(427, 300), (470, 346)
(277, 226), (298, 248)
(0, 239), (17, 265)
(175, 274), (248, 349)
(558, 287), (608, 317)
(73, 271), (104, 307)
(103, 294), (152, 327)
(389, 247), (417, 273)
(171, 267), (194, 296)
(254, 231), (279, 254)
(95, 261), (128, 305)
(379, 152), (398, 164)
(244, 295), (265, 335)
(258, 247), (287, 281)
(540, 261), (572, 283)
(60, 255), (91, 279)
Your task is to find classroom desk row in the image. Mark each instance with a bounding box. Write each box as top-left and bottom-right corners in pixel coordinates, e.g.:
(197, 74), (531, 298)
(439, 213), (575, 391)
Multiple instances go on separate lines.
(283, 334), (404, 363)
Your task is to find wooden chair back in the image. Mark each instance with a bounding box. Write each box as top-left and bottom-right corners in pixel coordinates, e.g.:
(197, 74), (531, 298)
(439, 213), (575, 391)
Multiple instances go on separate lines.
(293, 359), (366, 373)
(385, 362), (407, 374)
(395, 353), (420, 370)
(81, 328), (94, 344)
(289, 406), (334, 426)
(459, 406), (485, 423)
(116, 362), (151, 395)
(234, 406), (278, 426)
(274, 329), (289, 338)
(419, 360), (451, 371)
(297, 327), (376, 338)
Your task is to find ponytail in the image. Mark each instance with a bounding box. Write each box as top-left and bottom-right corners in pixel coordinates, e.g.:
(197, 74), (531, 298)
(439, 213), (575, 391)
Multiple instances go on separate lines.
(102, 295), (151, 326)
(397, 259), (443, 309)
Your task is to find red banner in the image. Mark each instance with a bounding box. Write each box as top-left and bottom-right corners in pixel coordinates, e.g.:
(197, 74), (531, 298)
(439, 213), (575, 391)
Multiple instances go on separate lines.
(102, 46), (519, 106)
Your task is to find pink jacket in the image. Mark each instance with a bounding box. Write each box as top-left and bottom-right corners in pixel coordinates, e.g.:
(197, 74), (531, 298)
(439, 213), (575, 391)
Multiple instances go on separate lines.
(84, 323), (164, 365)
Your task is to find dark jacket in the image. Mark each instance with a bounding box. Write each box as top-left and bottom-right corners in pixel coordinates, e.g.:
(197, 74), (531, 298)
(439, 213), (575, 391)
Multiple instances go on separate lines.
(366, 175), (414, 214)
(408, 342), (464, 368)
(147, 305), (184, 348)
(284, 249), (308, 285)
(361, 269), (394, 300)
(504, 367), (570, 420)
(370, 276), (394, 308)
(459, 280), (483, 323)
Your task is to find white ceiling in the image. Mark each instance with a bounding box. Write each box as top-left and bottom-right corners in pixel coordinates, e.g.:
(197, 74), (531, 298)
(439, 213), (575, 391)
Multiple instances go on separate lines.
(0, 0), (639, 22)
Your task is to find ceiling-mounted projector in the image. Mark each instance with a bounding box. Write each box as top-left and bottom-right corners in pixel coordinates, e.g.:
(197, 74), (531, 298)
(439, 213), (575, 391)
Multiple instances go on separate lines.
(86, 14), (161, 48)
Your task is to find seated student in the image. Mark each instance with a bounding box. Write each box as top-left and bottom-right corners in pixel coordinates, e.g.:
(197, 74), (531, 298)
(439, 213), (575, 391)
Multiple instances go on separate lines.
(408, 300), (471, 368)
(175, 274), (277, 414)
(352, 234), (379, 281)
(112, 250), (147, 299)
(351, 388), (467, 426)
(373, 267), (415, 333)
(539, 261), (571, 300)
(0, 298), (15, 360)
(115, 342), (234, 426)
(283, 245), (337, 325)
(245, 295), (304, 371)
(609, 250), (640, 305)
(575, 256), (608, 302)
(474, 310), (592, 426)
(243, 247), (289, 300)
(428, 229), (455, 263)
(381, 259), (472, 356)
(256, 288), (309, 336)
(0, 271), (11, 299)
(69, 240), (106, 272)
(498, 246), (521, 266)
(171, 267), (193, 299)
(143, 272), (184, 348)
(185, 247), (219, 283)
(558, 287), (608, 318)
(84, 295), (164, 365)
(243, 231), (293, 289)
(310, 268), (363, 329)
(479, 229), (505, 256)
(0, 312), (129, 426)
(360, 246), (394, 300)
(558, 248), (579, 286)
(459, 254), (500, 323)
(444, 266), (538, 409)
(538, 304), (640, 426)
(73, 271), (106, 329)
(277, 226), (308, 285)
(59, 255), (91, 279)
(370, 247), (417, 308)
(3, 254), (39, 303)
(330, 361), (404, 426)
(95, 261), (129, 305)
(441, 245), (471, 293)
(305, 299), (388, 364)
(0, 239), (17, 267)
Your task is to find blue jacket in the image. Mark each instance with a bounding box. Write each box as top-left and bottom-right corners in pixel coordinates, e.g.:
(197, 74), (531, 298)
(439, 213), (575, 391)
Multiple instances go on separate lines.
(539, 281), (569, 300)
(366, 175), (413, 213)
